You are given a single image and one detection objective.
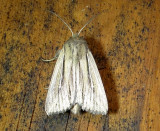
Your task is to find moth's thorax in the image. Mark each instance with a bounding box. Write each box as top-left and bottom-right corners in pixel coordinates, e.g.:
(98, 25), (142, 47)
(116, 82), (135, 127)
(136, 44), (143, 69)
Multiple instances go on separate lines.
(65, 35), (87, 46)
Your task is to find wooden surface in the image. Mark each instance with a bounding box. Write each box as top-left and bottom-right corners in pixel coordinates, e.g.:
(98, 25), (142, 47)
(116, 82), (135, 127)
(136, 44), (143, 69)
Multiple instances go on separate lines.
(0, 0), (160, 130)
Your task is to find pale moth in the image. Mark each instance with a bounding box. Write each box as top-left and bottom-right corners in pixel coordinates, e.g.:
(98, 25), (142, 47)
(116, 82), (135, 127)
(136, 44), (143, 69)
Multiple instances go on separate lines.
(43, 11), (108, 115)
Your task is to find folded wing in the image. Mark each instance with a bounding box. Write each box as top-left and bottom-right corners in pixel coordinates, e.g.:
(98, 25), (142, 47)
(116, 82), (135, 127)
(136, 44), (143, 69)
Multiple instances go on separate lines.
(80, 50), (108, 115)
(45, 47), (72, 115)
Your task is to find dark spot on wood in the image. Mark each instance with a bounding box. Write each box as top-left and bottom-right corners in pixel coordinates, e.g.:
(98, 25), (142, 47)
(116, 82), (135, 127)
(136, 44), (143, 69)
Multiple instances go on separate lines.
(127, 63), (130, 69)
(22, 31), (26, 35)
(0, 78), (2, 85)
(124, 52), (129, 57)
(72, 117), (78, 122)
(9, 46), (14, 52)
(44, 24), (48, 28)
(39, 101), (43, 106)
(30, 42), (33, 46)
(88, 7), (92, 11)
(131, 120), (138, 128)
(55, 46), (59, 51)
(122, 87), (130, 93)
(148, 0), (154, 7)
(85, 14), (88, 17)
(3, 33), (6, 40)
(30, 9), (33, 13)
(27, 69), (35, 78)
(138, 56), (142, 63)
(69, 22), (73, 28)
(142, 26), (149, 33)
(3, 59), (11, 73)
(71, 0), (77, 4)
(36, 58), (41, 64)
(107, 51), (116, 57)
(139, 35), (142, 39)
(134, 21), (139, 27)
(122, 118), (127, 123)
(29, 108), (33, 114)
(127, 43), (131, 48)
(135, 41), (139, 44)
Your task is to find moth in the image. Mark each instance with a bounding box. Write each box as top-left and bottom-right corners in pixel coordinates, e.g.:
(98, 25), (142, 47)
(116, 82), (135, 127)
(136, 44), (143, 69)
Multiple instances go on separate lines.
(43, 11), (108, 115)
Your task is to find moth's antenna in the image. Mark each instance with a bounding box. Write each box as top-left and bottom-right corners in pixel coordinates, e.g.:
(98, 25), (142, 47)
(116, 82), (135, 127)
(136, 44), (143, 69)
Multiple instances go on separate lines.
(48, 10), (74, 36)
(78, 13), (99, 35)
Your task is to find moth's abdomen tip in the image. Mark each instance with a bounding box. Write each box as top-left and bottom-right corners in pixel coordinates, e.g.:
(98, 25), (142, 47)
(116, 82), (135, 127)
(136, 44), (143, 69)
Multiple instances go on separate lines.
(71, 104), (81, 115)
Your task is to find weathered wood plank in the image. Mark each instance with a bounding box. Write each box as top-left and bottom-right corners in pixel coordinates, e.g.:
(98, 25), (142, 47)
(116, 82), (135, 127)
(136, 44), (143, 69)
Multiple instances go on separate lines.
(0, 0), (160, 131)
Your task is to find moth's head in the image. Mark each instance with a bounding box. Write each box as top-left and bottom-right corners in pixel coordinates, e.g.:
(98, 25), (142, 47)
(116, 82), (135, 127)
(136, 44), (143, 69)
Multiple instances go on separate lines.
(71, 33), (85, 41)
(72, 33), (79, 38)
(67, 33), (86, 43)
(70, 33), (85, 42)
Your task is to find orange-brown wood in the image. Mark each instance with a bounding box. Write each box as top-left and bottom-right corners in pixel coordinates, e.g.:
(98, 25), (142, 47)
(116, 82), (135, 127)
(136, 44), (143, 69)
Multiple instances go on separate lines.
(0, 0), (160, 130)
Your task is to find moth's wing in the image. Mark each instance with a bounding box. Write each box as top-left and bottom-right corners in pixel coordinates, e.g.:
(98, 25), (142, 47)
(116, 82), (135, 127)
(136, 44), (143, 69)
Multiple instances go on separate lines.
(64, 42), (76, 104)
(45, 47), (72, 115)
(75, 43), (88, 106)
(81, 49), (108, 115)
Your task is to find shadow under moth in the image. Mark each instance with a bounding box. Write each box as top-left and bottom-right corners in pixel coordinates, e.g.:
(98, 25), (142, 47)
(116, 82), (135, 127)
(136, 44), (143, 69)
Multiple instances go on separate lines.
(43, 11), (108, 115)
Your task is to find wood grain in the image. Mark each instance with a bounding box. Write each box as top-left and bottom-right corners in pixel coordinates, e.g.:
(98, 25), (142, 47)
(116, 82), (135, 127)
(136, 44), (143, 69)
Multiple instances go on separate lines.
(0, 0), (160, 130)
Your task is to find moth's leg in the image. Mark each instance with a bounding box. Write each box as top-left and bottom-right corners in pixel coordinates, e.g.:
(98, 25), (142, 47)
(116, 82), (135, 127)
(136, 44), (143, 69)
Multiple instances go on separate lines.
(42, 50), (60, 62)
